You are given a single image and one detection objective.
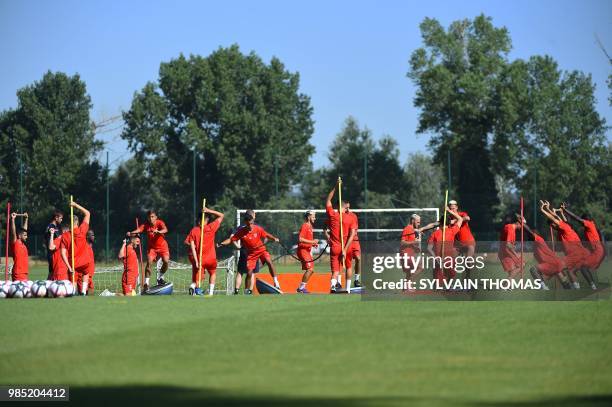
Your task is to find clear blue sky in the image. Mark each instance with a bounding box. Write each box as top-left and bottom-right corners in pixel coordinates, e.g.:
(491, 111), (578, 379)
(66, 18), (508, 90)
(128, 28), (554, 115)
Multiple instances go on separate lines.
(1, 0), (610, 170)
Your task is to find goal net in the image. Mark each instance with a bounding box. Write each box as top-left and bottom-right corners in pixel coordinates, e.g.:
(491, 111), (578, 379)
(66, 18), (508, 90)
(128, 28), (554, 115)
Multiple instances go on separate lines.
(93, 257), (236, 295)
(234, 208), (440, 268)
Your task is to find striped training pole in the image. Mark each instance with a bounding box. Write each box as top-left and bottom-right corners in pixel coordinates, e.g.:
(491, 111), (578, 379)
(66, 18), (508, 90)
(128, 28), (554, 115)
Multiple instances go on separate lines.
(441, 190), (449, 263)
(5, 201), (10, 281)
(338, 177), (345, 271)
(135, 218), (145, 294)
(70, 195), (75, 286)
(197, 198), (206, 290)
(520, 196), (524, 279)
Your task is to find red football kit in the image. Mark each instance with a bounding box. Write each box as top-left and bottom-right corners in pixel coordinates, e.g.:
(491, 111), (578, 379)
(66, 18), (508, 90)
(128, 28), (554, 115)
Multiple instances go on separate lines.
(556, 221), (589, 271)
(137, 219), (170, 261)
(428, 224), (460, 281)
(297, 222), (316, 271)
(185, 218), (221, 284)
(344, 211), (360, 269)
(456, 211), (476, 246)
(400, 225), (419, 273)
(582, 220), (604, 270)
(11, 240), (29, 281)
(231, 224), (272, 272)
(498, 224), (520, 273)
(122, 245), (139, 295)
(76, 244), (95, 294)
(61, 222), (94, 279)
(533, 234), (565, 277)
(50, 236), (68, 280)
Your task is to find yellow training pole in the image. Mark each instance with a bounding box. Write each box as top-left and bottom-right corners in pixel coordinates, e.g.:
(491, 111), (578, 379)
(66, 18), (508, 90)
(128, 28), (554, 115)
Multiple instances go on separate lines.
(338, 177), (345, 270)
(441, 190), (449, 261)
(197, 198), (206, 289)
(70, 195), (75, 285)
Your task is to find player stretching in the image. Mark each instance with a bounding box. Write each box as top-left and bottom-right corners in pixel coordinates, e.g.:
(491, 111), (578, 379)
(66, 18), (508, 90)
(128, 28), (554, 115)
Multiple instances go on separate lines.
(518, 215), (571, 289)
(44, 209), (63, 279)
(296, 210), (319, 294)
(128, 210), (170, 291)
(325, 184), (356, 293)
(401, 214), (438, 288)
(427, 208), (463, 285)
(448, 200), (476, 276)
(220, 211), (281, 293)
(60, 201), (93, 295)
(497, 214), (522, 280)
(48, 224), (70, 280)
(10, 212), (29, 281)
(119, 235), (141, 296)
(561, 203), (605, 273)
(344, 202), (362, 287)
(540, 201), (594, 289)
(185, 207), (224, 296)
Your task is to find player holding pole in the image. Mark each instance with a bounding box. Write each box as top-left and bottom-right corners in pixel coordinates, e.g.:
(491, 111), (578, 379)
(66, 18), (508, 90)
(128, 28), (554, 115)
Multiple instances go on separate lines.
(185, 203), (224, 296)
(4, 201), (10, 281)
(10, 212), (29, 281)
(128, 210), (170, 291)
(497, 214), (522, 280)
(60, 200), (93, 295)
(119, 235), (141, 296)
(400, 214), (438, 287)
(296, 210), (319, 294)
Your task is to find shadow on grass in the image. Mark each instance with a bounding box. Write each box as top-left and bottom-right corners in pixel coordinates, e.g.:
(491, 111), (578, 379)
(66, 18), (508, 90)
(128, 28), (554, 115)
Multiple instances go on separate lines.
(51, 386), (612, 407)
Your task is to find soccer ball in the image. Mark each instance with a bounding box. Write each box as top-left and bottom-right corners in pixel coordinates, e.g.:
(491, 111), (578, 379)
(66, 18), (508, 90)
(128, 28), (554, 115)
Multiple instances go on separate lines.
(31, 280), (48, 298)
(62, 280), (75, 297)
(24, 280), (34, 298)
(0, 281), (10, 298)
(8, 281), (28, 298)
(49, 280), (69, 298)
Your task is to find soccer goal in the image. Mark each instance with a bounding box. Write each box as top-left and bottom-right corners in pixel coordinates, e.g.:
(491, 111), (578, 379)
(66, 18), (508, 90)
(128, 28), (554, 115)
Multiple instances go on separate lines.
(234, 207), (440, 263)
(93, 256), (236, 296)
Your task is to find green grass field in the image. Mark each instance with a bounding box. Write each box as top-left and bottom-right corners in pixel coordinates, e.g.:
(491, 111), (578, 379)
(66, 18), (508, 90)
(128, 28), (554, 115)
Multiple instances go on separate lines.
(1, 266), (612, 406)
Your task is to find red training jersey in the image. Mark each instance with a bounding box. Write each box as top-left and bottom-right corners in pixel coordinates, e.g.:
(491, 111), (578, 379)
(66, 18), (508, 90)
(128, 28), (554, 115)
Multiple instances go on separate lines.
(11, 240), (29, 281)
(185, 219), (221, 261)
(346, 211), (359, 242)
(231, 224), (270, 253)
(123, 245), (139, 278)
(533, 233), (558, 264)
(400, 225), (417, 255)
(60, 222), (90, 267)
(428, 225), (460, 257)
(582, 220), (600, 243)
(456, 211), (475, 242)
(498, 224), (517, 258)
(556, 221), (582, 255)
(137, 219), (168, 251)
(51, 236), (67, 279)
(298, 222), (315, 250)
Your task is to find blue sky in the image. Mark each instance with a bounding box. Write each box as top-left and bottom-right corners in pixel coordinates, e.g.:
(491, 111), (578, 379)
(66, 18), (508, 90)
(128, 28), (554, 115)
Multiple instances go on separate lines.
(1, 0), (610, 170)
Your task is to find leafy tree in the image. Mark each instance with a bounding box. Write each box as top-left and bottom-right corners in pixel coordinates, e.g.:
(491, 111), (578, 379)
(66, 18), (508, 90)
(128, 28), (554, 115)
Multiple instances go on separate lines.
(121, 45), (315, 233)
(408, 15), (507, 232)
(0, 71), (103, 233)
(398, 153), (444, 209)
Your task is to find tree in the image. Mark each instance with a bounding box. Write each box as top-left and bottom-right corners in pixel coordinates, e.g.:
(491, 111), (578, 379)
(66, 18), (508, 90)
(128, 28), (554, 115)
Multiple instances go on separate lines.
(306, 117), (404, 208)
(398, 153), (444, 209)
(408, 15), (507, 232)
(121, 45), (315, 233)
(0, 71), (103, 232)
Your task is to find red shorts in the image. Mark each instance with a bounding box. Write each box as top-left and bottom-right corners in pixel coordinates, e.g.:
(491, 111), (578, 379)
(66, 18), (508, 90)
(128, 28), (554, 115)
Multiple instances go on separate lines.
(434, 257), (456, 281)
(247, 250), (270, 272)
(189, 257), (217, 283)
(456, 238), (476, 248)
(584, 247), (605, 270)
(12, 271), (28, 282)
(75, 262), (95, 293)
(564, 248), (589, 271)
(499, 255), (520, 273)
(147, 243), (170, 262)
(329, 245), (343, 273)
(537, 258), (565, 277)
(122, 271), (138, 295)
(345, 242), (361, 269)
(52, 267), (69, 281)
(400, 250), (419, 274)
(297, 248), (314, 271)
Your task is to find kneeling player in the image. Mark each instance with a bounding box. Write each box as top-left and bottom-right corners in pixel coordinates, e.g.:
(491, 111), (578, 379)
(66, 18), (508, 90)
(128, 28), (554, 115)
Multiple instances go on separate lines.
(185, 207), (224, 296)
(128, 210), (170, 290)
(297, 210), (319, 293)
(119, 235), (141, 296)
